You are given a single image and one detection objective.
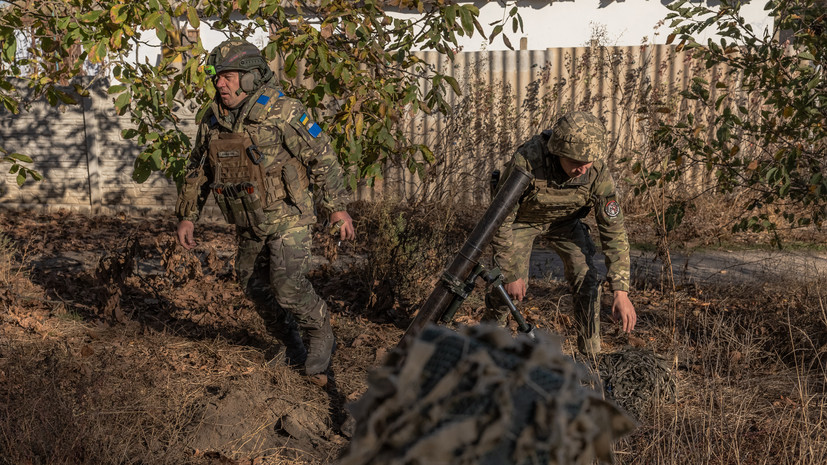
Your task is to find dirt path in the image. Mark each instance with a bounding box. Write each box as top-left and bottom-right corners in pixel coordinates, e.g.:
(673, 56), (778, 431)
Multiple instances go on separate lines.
(530, 248), (827, 286)
(28, 244), (827, 288)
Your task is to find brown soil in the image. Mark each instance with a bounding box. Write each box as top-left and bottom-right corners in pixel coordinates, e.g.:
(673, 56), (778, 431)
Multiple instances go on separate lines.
(1, 209), (826, 464)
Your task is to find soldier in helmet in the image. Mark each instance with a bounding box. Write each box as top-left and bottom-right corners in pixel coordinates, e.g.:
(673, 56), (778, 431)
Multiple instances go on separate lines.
(174, 38), (355, 386)
(484, 111), (636, 355)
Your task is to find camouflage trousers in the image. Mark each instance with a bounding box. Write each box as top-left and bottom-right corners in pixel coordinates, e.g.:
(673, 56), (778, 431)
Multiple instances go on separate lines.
(485, 219), (602, 354)
(235, 225), (331, 370)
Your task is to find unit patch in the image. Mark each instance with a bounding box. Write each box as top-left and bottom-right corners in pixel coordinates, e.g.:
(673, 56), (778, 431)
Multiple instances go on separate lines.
(299, 113), (322, 138)
(604, 199), (620, 218)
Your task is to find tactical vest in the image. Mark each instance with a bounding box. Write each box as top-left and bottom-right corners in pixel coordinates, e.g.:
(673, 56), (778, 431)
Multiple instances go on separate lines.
(205, 87), (310, 229)
(514, 135), (594, 224)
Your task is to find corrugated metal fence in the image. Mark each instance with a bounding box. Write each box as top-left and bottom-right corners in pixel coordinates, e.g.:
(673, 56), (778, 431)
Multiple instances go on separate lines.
(1, 44), (723, 213)
(358, 44), (717, 204)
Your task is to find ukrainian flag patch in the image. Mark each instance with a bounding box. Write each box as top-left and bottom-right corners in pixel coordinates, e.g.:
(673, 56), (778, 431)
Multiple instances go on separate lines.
(256, 95), (270, 105)
(299, 113), (322, 138)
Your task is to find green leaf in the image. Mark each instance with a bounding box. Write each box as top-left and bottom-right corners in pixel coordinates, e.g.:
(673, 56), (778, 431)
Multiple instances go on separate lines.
(7, 152), (32, 163)
(110, 4), (128, 24)
(132, 159), (151, 183)
(445, 5), (456, 26)
(2, 37), (16, 62)
(187, 6), (200, 29)
(490, 25), (503, 44)
(420, 145), (435, 164)
(95, 40), (108, 63)
(150, 149), (163, 170)
(55, 89), (77, 105)
(114, 92), (131, 113)
(121, 128), (139, 139)
(458, 8), (473, 34)
(443, 75), (461, 95)
(797, 51), (815, 61)
(284, 53), (297, 78)
(79, 10), (104, 22)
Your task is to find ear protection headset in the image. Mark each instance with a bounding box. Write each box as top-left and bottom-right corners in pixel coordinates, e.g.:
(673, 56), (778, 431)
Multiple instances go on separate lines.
(238, 58), (274, 93)
(239, 69), (262, 93)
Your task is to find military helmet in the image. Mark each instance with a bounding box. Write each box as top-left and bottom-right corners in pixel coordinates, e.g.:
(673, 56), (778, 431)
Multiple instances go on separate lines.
(547, 111), (607, 163)
(205, 38), (273, 92)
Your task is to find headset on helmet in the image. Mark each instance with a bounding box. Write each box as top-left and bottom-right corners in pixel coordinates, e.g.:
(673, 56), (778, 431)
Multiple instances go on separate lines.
(205, 39), (274, 94)
(546, 111), (607, 163)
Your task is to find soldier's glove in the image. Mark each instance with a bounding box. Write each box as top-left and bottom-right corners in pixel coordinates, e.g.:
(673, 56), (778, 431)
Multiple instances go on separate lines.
(175, 168), (207, 218)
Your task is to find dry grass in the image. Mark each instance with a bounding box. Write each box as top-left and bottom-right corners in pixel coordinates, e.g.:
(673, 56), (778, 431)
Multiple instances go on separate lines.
(1, 210), (827, 464)
(611, 277), (827, 465)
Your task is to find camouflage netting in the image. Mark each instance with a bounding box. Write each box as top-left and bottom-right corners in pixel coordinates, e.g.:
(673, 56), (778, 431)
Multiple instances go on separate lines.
(339, 324), (635, 465)
(596, 348), (677, 419)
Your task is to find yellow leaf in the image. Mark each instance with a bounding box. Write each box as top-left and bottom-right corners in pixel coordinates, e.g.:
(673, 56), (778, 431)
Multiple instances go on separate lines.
(355, 112), (364, 135)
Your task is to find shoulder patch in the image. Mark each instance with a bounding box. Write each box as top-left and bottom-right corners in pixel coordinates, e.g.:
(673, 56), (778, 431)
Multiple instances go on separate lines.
(248, 88), (284, 122)
(604, 199), (620, 218)
(208, 115), (218, 128)
(298, 113), (322, 138)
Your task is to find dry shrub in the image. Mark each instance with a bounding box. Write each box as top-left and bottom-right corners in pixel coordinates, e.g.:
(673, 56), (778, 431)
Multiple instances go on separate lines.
(0, 232), (45, 322)
(348, 199), (477, 319)
(614, 275), (827, 465)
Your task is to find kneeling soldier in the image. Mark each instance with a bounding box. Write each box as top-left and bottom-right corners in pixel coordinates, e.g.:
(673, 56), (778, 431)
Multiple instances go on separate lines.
(484, 111), (636, 355)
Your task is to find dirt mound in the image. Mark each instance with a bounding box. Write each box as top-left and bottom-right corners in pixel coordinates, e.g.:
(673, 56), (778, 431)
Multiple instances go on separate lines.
(189, 377), (335, 457)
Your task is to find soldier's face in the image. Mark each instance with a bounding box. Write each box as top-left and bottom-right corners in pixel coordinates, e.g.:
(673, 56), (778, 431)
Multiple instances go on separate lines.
(559, 156), (593, 178)
(215, 71), (247, 108)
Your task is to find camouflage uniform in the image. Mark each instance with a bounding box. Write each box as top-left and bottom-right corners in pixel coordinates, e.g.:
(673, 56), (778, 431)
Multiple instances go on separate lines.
(175, 40), (350, 375)
(484, 112), (630, 355)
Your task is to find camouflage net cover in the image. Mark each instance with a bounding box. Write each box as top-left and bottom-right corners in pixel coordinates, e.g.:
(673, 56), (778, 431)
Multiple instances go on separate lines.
(596, 348), (676, 418)
(339, 324), (635, 465)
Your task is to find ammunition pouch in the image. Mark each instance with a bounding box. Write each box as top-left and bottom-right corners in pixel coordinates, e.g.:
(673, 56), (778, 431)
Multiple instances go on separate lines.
(207, 132), (310, 228)
(211, 182), (267, 229)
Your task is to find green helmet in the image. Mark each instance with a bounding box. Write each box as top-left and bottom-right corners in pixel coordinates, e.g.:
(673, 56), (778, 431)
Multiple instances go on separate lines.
(205, 38), (273, 92)
(546, 111), (607, 163)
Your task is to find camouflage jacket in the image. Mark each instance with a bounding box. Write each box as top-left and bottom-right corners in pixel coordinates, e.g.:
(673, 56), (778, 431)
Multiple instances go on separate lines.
(493, 132), (631, 292)
(176, 75), (350, 234)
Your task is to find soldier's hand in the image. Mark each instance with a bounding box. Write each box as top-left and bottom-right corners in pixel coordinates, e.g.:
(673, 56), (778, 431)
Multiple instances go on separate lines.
(177, 220), (197, 250)
(611, 290), (636, 333)
(505, 278), (528, 302)
(330, 211), (355, 241)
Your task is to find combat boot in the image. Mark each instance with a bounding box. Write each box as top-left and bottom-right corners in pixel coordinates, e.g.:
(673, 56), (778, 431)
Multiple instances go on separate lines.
(305, 318), (335, 381)
(267, 317), (307, 368)
(278, 327), (308, 368)
(573, 286), (602, 355)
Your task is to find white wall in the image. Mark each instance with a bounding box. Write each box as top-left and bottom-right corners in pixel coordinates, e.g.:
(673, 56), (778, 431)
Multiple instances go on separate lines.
(391, 0), (774, 51)
(127, 1), (773, 63)
(130, 17), (271, 68)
